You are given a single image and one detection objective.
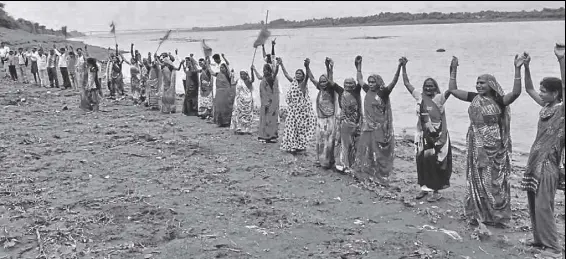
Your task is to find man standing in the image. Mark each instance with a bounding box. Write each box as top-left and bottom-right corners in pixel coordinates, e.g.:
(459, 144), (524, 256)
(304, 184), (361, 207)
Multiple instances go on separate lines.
(56, 47), (71, 89)
(0, 42), (10, 79)
(29, 47), (41, 86)
(47, 49), (59, 88)
(17, 48), (29, 84)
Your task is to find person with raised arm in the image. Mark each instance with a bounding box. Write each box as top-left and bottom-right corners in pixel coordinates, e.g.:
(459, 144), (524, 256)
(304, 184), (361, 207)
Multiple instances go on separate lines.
(159, 52), (180, 114)
(351, 56), (401, 186)
(448, 54), (524, 230)
(519, 44), (565, 259)
(79, 57), (101, 112)
(279, 57), (316, 154)
(401, 56), (454, 202)
(305, 57), (344, 169)
(335, 56), (367, 174)
(198, 58), (214, 120)
(230, 67), (255, 134)
(251, 59), (280, 143)
(181, 54), (200, 116)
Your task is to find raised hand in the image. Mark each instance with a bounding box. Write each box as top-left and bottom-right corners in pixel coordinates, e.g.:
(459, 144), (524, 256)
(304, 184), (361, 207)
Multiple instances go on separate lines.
(398, 57), (407, 67)
(355, 55), (362, 69)
(450, 56), (458, 68)
(175, 49), (178, 55)
(304, 58), (310, 68)
(514, 54), (525, 68)
(272, 38), (276, 45)
(555, 43), (565, 61)
(523, 52), (531, 66)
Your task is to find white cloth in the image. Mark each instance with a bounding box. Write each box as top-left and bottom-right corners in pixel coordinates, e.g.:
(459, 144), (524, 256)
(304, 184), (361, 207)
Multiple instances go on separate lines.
(58, 53), (68, 67)
(30, 52), (40, 62)
(38, 55), (48, 70)
(0, 46), (10, 59)
(17, 52), (26, 65)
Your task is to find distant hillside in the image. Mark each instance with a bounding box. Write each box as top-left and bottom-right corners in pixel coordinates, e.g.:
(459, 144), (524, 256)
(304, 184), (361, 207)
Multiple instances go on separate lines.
(187, 7), (565, 32)
(0, 2), (84, 38)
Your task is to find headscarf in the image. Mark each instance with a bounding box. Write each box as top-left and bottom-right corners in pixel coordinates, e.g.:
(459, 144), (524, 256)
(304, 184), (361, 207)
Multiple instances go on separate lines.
(478, 74), (512, 154)
(343, 78), (356, 91)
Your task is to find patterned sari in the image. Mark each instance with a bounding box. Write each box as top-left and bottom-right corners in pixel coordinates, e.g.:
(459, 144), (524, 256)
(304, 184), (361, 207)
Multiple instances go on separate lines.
(198, 71), (213, 118)
(353, 75), (395, 186)
(130, 63), (141, 100)
(258, 76), (280, 140)
(464, 74), (512, 226)
(315, 81), (343, 169)
(160, 65), (176, 113)
(79, 66), (100, 111)
(230, 78), (254, 134)
(335, 80), (362, 173)
(280, 79), (316, 152)
(146, 64), (161, 110)
(413, 90), (452, 191)
(521, 103), (564, 251)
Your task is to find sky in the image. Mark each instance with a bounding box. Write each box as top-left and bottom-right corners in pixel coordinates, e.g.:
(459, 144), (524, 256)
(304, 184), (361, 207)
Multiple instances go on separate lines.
(3, 1), (565, 32)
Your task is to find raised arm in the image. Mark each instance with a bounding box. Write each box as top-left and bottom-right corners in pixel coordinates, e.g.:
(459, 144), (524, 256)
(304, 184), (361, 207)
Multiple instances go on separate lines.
(304, 58), (318, 86)
(271, 39), (276, 56)
(273, 59), (280, 77)
(120, 54), (131, 65)
(326, 57), (334, 83)
(555, 43), (565, 109)
(262, 44), (267, 59)
(355, 56), (366, 88)
(131, 43), (134, 60)
(250, 66), (255, 83)
(251, 65), (263, 80)
(84, 45), (90, 58)
(501, 54), (524, 106)
(523, 53), (544, 106)
(115, 44), (119, 57)
(278, 58), (293, 82)
(400, 57), (415, 94)
(446, 56), (458, 100)
(221, 53), (229, 66)
(384, 59), (402, 93)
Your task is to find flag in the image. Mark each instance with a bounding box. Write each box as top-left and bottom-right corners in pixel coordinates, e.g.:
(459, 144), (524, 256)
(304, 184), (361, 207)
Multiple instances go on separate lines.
(110, 21), (115, 35)
(253, 27), (271, 48)
(61, 26), (67, 38)
(201, 39), (212, 58)
(159, 30), (172, 45)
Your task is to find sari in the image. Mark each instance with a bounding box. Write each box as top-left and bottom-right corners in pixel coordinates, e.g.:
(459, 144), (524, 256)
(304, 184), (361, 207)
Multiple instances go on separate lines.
(258, 75), (280, 141)
(315, 80), (343, 169)
(139, 64), (148, 103)
(413, 89), (453, 191)
(110, 61), (124, 96)
(521, 102), (564, 251)
(130, 62), (141, 101)
(146, 64), (161, 110)
(464, 74), (512, 226)
(280, 79), (316, 152)
(198, 71), (213, 118)
(230, 76), (254, 134)
(352, 74), (394, 186)
(182, 69), (199, 116)
(214, 72), (234, 126)
(160, 65), (176, 113)
(75, 55), (86, 90)
(335, 79), (362, 173)
(79, 66), (100, 111)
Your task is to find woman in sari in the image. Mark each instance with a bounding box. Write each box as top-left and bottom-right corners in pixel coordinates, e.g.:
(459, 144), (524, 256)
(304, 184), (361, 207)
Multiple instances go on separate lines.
(335, 57), (366, 174)
(206, 59), (236, 127)
(74, 46), (88, 92)
(198, 58), (214, 120)
(279, 58), (316, 154)
(128, 43), (142, 104)
(231, 69), (255, 134)
(182, 55), (200, 116)
(139, 58), (150, 104)
(449, 55), (524, 228)
(352, 56), (401, 186)
(252, 62), (280, 143)
(306, 57), (344, 169)
(160, 53), (179, 114)
(146, 53), (161, 110)
(520, 46), (565, 259)
(401, 57), (455, 202)
(79, 57), (101, 112)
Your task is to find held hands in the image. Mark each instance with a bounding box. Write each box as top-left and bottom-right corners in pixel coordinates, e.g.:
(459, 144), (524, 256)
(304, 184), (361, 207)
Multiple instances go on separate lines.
(276, 57), (282, 65)
(325, 57), (334, 69)
(514, 54), (526, 68)
(399, 57), (408, 67)
(523, 52), (531, 66)
(304, 58), (310, 68)
(272, 38), (276, 45)
(450, 56), (458, 69)
(555, 43), (565, 61)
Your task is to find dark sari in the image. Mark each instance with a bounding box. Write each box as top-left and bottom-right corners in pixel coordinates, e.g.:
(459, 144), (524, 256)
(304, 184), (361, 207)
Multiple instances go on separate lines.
(182, 69), (199, 116)
(258, 77), (280, 140)
(214, 72), (234, 127)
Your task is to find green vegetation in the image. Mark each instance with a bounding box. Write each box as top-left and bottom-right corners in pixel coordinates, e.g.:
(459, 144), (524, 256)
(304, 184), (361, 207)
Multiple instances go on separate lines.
(0, 2), (83, 37)
(188, 7), (565, 32)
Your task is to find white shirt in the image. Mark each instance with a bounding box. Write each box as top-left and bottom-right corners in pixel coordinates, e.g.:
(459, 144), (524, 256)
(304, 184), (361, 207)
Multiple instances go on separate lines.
(38, 55), (48, 70)
(29, 52), (40, 62)
(17, 52), (27, 65)
(0, 46), (9, 59)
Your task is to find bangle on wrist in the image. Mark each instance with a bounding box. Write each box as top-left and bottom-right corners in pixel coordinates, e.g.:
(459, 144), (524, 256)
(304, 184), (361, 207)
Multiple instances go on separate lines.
(514, 77), (521, 80)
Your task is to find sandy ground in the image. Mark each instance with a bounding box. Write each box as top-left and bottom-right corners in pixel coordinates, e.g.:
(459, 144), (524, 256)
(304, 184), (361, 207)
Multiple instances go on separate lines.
(0, 77), (564, 259)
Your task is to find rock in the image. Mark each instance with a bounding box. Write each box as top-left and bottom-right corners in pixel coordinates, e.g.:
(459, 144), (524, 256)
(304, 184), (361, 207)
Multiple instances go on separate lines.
(436, 48), (446, 52)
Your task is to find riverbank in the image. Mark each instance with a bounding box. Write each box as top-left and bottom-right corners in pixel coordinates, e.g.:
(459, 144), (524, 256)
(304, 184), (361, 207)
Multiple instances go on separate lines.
(0, 78), (563, 258)
(1, 28), (112, 61)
